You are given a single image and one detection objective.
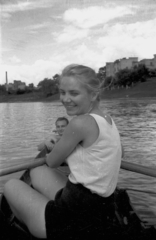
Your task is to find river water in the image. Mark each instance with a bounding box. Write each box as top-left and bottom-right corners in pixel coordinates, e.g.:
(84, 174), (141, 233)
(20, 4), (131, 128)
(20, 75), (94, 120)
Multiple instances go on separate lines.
(0, 98), (156, 223)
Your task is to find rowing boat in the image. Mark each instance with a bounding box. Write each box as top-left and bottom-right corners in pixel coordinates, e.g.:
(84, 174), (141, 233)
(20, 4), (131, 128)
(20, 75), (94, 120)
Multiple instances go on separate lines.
(0, 150), (156, 239)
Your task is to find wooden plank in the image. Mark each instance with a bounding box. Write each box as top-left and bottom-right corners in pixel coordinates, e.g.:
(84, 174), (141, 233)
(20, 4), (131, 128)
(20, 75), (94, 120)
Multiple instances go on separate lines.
(1, 159), (156, 178)
(0, 157), (46, 177)
(121, 161), (156, 178)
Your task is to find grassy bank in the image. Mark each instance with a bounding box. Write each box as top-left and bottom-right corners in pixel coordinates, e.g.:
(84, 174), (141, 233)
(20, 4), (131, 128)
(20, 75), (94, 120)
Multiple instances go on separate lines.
(0, 92), (60, 103)
(0, 78), (156, 103)
(101, 78), (156, 99)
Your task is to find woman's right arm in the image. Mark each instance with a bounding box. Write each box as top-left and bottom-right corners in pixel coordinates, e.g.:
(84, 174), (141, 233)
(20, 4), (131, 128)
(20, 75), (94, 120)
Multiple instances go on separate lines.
(46, 117), (86, 168)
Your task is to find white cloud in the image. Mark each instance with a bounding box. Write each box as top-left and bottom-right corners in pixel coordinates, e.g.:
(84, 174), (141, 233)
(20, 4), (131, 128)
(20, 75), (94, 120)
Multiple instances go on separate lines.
(8, 56), (21, 64)
(54, 4), (135, 43)
(1, 0), (54, 20)
(25, 22), (50, 34)
(0, 58), (63, 86)
(0, 45), (102, 86)
(54, 26), (89, 43)
(63, 5), (135, 29)
(63, 44), (104, 70)
(97, 18), (156, 61)
(1, 2), (156, 87)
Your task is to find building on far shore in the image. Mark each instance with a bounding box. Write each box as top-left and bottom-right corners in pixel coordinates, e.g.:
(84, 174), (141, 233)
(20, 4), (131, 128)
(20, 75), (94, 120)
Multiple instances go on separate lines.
(13, 80), (26, 91)
(139, 54), (156, 70)
(106, 54), (156, 77)
(6, 80), (26, 92)
(5, 77), (34, 93)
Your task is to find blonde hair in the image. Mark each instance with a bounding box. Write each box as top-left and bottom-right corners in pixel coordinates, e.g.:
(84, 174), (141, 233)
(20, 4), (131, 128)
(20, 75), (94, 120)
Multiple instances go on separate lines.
(60, 64), (102, 101)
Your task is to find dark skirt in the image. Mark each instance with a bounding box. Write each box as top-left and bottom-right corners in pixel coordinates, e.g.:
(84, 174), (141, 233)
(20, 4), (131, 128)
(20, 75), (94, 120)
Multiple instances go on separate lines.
(45, 180), (115, 240)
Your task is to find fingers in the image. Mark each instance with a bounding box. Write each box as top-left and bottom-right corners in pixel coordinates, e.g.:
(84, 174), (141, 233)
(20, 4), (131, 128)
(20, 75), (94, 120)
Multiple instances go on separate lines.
(44, 141), (54, 151)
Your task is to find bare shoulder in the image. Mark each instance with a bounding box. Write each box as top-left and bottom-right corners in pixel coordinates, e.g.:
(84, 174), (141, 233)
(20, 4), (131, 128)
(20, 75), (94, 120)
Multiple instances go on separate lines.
(69, 115), (98, 132)
(71, 114), (96, 124)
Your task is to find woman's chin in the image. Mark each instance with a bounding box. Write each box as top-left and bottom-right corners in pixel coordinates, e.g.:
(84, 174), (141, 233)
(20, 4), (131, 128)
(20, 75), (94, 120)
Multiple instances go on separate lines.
(65, 107), (76, 116)
(66, 111), (76, 116)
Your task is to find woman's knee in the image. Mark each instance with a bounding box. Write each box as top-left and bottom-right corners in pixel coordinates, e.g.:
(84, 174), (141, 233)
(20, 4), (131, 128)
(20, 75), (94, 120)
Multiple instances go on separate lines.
(4, 179), (21, 199)
(30, 165), (44, 180)
(30, 165), (49, 188)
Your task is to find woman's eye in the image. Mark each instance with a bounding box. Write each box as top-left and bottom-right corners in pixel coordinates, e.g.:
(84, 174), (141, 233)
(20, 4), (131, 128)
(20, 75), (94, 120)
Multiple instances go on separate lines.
(71, 92), (78, 96)
(59, 91), (65, 95)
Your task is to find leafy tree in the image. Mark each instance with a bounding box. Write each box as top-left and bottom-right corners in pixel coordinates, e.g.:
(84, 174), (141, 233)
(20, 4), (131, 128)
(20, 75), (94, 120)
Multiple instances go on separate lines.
(115, 69), (131, 87)
(16, 89), (26, 94)
(38, 77), (58, 96)
(52, 74), (60, 91)
(148, 68), (156, 77)
(52, 74), (60, 82)
(97, 66), (106, 81)
(0, 84), (7, 94)
(115, 64), (149, 87)
(103, 76), (115, 89)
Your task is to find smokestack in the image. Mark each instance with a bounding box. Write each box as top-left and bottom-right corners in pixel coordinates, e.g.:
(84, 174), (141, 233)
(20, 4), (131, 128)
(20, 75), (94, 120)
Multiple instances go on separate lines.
(6, 71), (8, 92)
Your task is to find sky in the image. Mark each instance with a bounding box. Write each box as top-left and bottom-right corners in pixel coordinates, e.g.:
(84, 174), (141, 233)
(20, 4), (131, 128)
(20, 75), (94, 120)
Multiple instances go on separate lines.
(1, 0), (156, 86)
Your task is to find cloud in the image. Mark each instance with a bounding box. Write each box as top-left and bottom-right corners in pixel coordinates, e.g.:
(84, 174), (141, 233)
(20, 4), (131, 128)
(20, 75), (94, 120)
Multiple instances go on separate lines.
(61, 44), (104, 71)
(1, 1), (156, 87)
(26, 22), (50, 34)
(97, 18), (156, 61)
(8, 56), (21, 64)
(54, 4), (135, 43)
(1, 0), (54, 20)
(0, 45), (102, 86)
(54, 26), (89, 43)
(0, 59), (63, 86)
(63, 5), (135, 29)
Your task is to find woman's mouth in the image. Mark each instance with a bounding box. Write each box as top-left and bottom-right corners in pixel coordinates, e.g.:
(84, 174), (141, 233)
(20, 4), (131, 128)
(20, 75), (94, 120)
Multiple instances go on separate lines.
(64, 104), (76, 109)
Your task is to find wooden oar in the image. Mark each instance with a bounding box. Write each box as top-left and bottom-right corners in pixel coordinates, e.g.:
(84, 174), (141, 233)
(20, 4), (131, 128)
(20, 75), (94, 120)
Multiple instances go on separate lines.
(0, 158), (156, 178)
(121, 161), (156, 178)
(0, 157), (46, 177)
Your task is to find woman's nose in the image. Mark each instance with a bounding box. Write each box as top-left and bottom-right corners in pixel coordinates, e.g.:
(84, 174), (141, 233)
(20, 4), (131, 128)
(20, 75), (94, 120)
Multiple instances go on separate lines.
(62, 94), (71, 102)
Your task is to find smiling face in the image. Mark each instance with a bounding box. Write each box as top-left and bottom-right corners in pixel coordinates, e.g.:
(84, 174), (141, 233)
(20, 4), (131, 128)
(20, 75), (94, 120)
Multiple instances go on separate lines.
(59, 76), (94, 116)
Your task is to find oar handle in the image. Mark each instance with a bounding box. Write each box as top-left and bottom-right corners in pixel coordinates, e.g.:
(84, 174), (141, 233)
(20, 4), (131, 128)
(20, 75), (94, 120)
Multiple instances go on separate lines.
(0, 157), (46, 177)
(0, 159), (156, 178)
(121, 161), (156, 178)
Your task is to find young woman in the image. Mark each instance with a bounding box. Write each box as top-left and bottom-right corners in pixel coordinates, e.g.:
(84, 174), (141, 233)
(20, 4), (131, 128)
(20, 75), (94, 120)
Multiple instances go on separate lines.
(3, 64), (122, 239)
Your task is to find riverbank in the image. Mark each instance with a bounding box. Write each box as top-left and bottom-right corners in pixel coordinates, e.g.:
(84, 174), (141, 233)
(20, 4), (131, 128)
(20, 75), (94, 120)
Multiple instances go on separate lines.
(101, 78), (156, 99)
(0, 78), (156, 103)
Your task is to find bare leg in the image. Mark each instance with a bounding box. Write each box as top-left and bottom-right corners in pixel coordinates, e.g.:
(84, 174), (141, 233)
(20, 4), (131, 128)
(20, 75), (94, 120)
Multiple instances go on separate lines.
(30, 165), (68, 200)
(4, 179), (48, 238)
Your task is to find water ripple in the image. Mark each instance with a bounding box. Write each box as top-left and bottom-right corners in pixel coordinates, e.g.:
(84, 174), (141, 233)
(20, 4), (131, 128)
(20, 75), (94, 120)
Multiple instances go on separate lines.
(1, 99), (156, 222)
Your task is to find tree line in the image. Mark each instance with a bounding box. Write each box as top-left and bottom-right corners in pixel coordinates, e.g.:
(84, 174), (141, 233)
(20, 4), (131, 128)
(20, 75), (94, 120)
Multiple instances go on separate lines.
(98, 64), (156, 90)
(1, 64), (156, 96)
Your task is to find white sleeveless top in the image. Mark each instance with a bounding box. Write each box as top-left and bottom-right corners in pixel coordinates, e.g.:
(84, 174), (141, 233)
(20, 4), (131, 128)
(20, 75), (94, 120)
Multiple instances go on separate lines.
(66, 114), (122, 197)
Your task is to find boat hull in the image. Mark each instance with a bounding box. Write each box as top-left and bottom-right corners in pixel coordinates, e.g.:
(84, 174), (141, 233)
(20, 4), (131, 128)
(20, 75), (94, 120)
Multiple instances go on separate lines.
(0, 149), (156, 239)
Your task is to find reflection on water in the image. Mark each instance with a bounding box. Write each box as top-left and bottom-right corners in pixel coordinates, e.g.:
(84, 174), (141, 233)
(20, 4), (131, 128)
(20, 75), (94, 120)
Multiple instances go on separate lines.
(0, 98), (156, 222)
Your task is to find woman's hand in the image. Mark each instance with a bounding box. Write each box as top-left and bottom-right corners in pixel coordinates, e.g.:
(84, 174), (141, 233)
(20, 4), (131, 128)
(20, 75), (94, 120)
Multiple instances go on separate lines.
(37, 142), (45, 151)
(44, 140), (55, 151)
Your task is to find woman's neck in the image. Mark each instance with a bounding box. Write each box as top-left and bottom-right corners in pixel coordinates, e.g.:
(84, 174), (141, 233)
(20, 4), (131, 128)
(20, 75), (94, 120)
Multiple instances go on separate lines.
(88, 101), (100, 114)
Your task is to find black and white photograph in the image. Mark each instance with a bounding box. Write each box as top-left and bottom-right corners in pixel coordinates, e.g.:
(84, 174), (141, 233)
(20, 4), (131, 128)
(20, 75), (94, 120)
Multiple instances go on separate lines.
(0, 0), (156, 239)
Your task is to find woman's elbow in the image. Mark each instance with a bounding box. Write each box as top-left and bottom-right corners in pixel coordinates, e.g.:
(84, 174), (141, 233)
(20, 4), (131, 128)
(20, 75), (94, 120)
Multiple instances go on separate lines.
(46, 154), (57, 168)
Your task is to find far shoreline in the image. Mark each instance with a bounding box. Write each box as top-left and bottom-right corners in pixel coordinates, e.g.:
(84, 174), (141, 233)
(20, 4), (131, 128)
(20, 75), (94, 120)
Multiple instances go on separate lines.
(0, 79), (156, 103)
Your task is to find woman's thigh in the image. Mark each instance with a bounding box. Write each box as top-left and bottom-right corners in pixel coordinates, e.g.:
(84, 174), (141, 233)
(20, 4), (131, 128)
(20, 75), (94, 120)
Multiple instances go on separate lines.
(30, 165), (68, 200)
(4, 179), (48, 238)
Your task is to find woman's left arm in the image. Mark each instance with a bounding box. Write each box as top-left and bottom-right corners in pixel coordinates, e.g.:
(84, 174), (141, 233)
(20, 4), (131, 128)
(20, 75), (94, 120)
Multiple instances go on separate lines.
(46, 117), (85, 168)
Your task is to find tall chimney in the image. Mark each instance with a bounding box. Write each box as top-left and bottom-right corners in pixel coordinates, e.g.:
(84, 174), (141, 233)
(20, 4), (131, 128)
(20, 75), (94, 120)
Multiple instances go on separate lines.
(6, 71), (8, 92)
